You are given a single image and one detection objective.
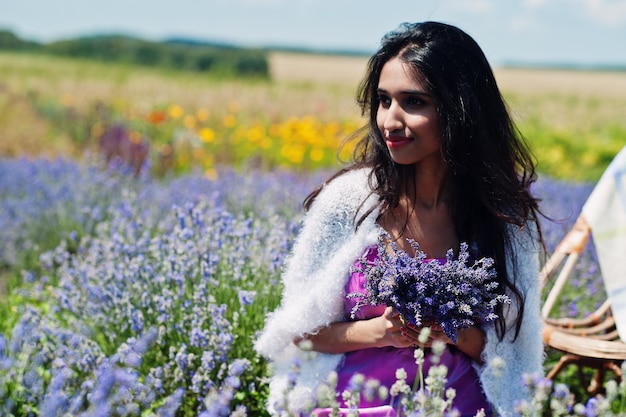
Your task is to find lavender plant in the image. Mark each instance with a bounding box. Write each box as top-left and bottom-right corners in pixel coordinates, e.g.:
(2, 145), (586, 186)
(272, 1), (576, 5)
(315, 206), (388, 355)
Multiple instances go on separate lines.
(0, 157), (320, 269)
(1, 199), (281, 415)
(350, 234), (510, 343)
(0, 158), (326, 416)
(0, 157), (129, 269)
(514, 363), (626, 417)
(532, 177), (604, 319)
(302, 351), (626, 417)
(0, 157), (618, 416)
(282, 333), (469, 417)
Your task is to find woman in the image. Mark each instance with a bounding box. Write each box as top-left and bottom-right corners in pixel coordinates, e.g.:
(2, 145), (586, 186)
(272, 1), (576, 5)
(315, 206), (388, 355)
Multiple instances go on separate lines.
(255, 21), (545, 416)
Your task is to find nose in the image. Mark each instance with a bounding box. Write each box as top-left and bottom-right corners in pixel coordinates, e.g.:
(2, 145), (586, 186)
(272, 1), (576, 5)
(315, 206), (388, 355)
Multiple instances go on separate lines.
(382, 101), (403, 133)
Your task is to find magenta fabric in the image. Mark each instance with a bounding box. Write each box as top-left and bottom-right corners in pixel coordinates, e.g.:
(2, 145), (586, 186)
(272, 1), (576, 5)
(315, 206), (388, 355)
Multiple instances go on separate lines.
(312, 406), (396, 416)
(332, 245), (492, 416)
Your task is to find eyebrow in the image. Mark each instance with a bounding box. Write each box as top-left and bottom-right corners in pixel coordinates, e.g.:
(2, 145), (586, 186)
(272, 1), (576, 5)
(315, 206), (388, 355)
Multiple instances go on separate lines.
(377, 88), (433, 97)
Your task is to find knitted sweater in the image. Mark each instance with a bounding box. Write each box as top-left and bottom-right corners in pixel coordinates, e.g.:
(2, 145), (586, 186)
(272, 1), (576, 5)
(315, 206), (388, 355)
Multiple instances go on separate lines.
(255, 168), (545, 416)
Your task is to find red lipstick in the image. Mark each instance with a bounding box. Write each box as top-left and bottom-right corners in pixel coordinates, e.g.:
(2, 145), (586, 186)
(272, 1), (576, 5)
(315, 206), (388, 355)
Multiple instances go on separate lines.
(386, 135), (412, 149)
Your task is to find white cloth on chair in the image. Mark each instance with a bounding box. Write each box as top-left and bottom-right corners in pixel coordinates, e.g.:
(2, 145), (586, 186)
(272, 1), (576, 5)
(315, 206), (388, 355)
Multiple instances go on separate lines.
(582, 146), (626, 340)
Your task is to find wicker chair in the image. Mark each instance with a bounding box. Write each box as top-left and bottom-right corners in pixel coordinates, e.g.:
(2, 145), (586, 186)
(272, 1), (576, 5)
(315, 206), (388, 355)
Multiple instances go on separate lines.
(540, 210), (626, 394)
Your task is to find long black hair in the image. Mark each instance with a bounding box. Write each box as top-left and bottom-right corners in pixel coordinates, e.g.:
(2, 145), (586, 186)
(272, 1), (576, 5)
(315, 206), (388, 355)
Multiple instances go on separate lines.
(305, 21), (542, 340)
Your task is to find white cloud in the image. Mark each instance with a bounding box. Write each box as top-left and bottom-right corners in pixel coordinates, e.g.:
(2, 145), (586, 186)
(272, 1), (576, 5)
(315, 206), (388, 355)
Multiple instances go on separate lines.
(584, 0), (626, 25)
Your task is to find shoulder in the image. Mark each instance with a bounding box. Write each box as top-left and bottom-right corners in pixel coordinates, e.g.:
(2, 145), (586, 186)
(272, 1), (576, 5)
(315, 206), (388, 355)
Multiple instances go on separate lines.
(504, 220), (542, 291)
(506, 219), (541, 254)
(310, 167), (376, 213)
(319, 167), (373, 196)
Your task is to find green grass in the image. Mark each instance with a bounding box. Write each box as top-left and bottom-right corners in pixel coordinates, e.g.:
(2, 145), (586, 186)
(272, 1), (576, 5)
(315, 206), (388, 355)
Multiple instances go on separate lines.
(506, 92), (626, 182)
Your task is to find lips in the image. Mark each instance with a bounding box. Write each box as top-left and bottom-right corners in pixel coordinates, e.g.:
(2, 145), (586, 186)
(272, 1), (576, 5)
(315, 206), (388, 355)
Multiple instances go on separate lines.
(386, 135), (412, 149)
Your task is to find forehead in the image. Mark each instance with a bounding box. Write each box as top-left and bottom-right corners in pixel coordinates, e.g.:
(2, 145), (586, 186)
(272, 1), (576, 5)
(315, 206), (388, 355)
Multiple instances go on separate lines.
(379, 57), (429, 91)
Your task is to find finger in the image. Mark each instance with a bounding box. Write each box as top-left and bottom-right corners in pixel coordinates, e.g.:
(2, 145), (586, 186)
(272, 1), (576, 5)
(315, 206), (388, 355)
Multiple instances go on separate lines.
(400, 326), (417, 340)
(428, 332), (452, 345)
(401, 327), (422, 344)
(430, 324), (443, 332)
(384, 306), (398, 318)
(400, 326), (408, 338)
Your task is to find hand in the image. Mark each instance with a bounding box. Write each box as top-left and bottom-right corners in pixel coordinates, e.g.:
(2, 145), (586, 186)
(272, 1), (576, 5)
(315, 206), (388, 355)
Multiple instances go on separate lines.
(377, 306), (426, 349)
(413, 321), (454, 347)
(409, 321), (486, 363)
(388, 315), (454, 348)
(382, 312), (486, 362)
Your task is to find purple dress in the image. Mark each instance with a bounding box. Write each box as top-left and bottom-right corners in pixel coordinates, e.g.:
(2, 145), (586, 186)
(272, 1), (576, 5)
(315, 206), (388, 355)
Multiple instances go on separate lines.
(315, 245), (492, 417)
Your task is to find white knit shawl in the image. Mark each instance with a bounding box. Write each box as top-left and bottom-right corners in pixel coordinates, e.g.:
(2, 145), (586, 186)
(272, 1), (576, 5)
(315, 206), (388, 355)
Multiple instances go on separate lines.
(255, 168), (545, 416)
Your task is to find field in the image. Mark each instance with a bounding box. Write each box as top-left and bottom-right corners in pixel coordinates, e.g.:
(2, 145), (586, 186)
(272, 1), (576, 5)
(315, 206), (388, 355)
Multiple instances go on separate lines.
(271, 51), (626, 96)
(272, 52), (626, 180)
(1, 51), (626, 416)
(1, 51), (625, 179)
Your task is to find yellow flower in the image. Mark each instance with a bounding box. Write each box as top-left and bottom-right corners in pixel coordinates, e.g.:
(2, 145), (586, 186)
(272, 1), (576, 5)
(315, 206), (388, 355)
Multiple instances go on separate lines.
(260, 137), (273, 149)
(281, 144), (305, 164)
(199, 127), (216, 143)
(168, 104), (184, 119)
(223, 114), (237, 128)
(247, 125), (265, 143)
(183, 115), (197, 130)
(196, 108), (210, 121)
(309, 147), (325, 162)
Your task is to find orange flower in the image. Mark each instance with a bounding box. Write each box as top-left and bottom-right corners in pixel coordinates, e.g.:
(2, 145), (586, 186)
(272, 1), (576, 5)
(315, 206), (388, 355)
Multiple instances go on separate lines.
(147, 110), (167, 124)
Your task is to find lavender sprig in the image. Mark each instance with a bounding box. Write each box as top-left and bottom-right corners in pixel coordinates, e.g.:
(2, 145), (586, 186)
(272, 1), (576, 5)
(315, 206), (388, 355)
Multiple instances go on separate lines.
(350, 233), (511, 342)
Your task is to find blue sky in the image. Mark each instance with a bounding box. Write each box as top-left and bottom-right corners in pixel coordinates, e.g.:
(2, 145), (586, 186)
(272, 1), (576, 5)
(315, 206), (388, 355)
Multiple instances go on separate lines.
(1, 0), (625, 67)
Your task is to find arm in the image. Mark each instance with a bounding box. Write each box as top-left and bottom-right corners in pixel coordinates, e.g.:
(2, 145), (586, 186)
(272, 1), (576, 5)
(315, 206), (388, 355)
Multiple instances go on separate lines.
(298, 306), (485, 363)
(400, 321), (485, 363)
(297, 307), (414, 353)
(255, 169), (381, 359)
(452, 325), (485, 363)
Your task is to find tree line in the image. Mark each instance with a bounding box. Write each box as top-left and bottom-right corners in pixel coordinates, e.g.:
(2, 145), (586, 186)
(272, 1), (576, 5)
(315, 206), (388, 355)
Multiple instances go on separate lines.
(0, 30), (269, 77)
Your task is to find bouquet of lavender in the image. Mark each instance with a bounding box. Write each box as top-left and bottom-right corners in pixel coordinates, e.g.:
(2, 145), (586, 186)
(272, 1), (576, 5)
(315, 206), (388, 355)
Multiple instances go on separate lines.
(350, 234), (511, 343)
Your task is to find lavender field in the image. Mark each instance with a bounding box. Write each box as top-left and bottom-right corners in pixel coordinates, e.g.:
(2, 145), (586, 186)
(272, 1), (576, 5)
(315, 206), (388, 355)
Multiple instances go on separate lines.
(0, 155), (611, 416)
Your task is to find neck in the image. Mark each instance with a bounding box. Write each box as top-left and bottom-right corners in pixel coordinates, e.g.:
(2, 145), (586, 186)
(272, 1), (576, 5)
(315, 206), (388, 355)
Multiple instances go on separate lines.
(406, 165), (452, 210)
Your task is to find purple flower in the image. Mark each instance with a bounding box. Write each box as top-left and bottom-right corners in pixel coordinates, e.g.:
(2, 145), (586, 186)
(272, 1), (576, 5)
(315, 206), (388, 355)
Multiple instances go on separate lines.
(39, 367), (73, 416)
(238, 290), (256, 306)
(155, 387), (184, 417)
(351, 234), (510, 343)
(584, 397), (599, 416)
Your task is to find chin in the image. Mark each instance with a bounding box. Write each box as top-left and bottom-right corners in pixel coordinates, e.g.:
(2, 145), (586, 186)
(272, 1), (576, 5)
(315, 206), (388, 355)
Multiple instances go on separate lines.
(389, 156), (417, 166)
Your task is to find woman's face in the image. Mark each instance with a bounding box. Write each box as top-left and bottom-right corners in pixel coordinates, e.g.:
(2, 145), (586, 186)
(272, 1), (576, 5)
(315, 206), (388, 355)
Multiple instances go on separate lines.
(376, 57), (444, 168)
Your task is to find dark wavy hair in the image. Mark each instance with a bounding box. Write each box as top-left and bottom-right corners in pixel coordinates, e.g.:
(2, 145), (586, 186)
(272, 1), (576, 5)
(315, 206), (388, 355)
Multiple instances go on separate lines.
(305, 21), (542, 340)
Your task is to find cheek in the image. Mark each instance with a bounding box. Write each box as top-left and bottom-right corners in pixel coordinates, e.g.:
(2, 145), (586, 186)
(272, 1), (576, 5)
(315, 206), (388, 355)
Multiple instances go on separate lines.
(418, 115), (442, 138)
(375, 110), (385, 133)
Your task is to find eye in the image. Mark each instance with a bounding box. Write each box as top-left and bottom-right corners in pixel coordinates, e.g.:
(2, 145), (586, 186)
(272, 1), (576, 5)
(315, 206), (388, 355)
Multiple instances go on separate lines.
(406, 96), (426, 107)
(377, 94), (391, 108)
